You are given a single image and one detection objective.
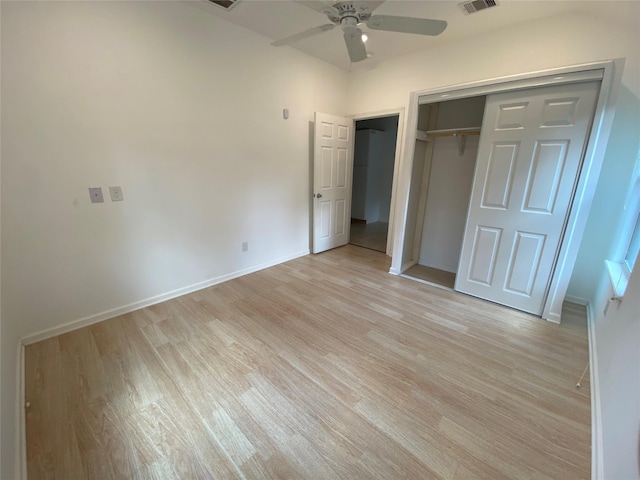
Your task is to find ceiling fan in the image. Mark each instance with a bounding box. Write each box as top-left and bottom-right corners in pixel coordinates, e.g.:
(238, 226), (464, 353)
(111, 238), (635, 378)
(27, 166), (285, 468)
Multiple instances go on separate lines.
(271, 1), (447, 63)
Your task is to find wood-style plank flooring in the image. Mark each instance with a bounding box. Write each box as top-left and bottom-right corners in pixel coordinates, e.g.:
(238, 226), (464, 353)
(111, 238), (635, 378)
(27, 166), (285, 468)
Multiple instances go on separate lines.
(403, 264), (457, 290)
(25, 245), (591, 479)
(349, 221), (388, 253)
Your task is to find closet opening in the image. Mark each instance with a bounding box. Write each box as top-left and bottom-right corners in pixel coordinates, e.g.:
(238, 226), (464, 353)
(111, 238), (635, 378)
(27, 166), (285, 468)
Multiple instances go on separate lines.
(349, 115), (399, 254)
(401, 96), (486, 289)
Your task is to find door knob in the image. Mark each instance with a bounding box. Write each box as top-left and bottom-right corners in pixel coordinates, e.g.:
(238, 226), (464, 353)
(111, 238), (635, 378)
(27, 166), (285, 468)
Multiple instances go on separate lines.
(315, 193), (323, 198)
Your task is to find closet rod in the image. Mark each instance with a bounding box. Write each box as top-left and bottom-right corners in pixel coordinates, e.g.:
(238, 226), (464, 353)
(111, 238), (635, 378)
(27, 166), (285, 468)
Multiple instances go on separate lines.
(425, 127), (481, 138)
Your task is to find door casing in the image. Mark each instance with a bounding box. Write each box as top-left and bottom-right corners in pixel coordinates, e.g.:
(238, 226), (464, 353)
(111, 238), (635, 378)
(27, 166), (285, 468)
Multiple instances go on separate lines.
(389, 59), (624, 323)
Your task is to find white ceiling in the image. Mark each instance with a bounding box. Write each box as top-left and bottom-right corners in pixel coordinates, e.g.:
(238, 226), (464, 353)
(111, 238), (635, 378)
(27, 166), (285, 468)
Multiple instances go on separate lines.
(192, 0), (639, 70)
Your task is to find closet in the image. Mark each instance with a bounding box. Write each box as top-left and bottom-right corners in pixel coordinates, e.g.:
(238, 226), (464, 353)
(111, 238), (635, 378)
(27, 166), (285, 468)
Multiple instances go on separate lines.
(402, 96), (486, 289)
(400, 79), (601, 316)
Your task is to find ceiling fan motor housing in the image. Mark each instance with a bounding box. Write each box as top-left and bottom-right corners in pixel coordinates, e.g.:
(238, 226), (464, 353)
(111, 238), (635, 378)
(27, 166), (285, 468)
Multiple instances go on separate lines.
(324, 1), (373, 32)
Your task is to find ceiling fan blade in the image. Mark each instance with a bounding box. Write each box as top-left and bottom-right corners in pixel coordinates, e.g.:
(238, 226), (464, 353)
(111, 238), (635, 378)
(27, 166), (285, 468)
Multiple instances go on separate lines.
(294, 0), (335, 13)
(367, 15), (447, 36)
(271, 24), (336, 47)
(359, 0), (385, 12)
(343, 27), (367, 63)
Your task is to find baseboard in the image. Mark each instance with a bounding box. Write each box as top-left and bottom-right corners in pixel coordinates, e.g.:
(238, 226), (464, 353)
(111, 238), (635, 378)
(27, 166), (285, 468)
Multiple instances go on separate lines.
(565, 295), (590, 306)
(586, 301), (604, 480)
(21, 249), (309, 345)
(399, 260), (417, 274)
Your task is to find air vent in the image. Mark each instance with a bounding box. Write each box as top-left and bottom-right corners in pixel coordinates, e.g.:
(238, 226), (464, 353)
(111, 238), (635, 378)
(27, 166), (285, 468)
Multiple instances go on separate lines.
(459, 0), (498, 15)
(208, 0), (241, 11)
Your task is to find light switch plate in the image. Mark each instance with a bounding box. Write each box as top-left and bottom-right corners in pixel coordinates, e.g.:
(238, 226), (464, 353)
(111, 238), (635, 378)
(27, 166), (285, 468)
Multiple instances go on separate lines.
(89, 187), (104, 203)
(109, 186), (123, 202)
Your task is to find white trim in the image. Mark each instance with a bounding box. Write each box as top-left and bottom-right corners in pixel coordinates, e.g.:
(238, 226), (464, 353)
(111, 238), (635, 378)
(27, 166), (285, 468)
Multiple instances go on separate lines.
(350, 107), (406, 257)
(542, 59), (623, 323)
(604, 260), (629, 299)
(586, 301), (604, 480)
(391, 94), (421, 275)
(391, 59), (624, 323)
(417, 68), (604, 105)
(564, 295), (590, 306)
(399, 259), (417, 275)
(21, 249), (309, 345)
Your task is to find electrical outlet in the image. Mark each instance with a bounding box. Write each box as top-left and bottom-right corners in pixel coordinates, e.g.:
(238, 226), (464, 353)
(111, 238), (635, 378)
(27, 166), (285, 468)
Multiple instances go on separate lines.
(89, 187), (104, 203)
(242, 241), (249, 252)
(109, 186), (124, 202)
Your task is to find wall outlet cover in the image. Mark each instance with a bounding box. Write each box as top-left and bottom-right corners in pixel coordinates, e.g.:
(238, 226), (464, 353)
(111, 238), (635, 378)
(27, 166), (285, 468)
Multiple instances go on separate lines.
(109, 186), (124, 202)
(89, 187), (104, 203)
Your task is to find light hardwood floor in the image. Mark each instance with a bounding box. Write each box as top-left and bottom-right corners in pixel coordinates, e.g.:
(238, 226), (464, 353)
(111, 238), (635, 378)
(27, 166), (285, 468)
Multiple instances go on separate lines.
(349, 221), (388, 253)
(25, 245), (591, 479)
(403, 264), (457, 290)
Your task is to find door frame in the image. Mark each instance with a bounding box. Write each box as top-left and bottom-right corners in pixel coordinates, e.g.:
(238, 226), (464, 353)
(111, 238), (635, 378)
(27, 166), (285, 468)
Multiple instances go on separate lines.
(350, 107), (405, 256)
(389, 59), (624, 323)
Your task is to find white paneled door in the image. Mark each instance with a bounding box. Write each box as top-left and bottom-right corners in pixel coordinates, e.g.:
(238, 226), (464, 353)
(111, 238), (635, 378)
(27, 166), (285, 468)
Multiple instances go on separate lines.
(455, 81), (599, 315)
(313, 112), (355, 254)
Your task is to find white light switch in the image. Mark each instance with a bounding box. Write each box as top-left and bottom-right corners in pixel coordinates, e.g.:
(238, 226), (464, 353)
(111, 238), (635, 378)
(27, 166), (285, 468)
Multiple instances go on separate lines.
(109, 186), (124, 202)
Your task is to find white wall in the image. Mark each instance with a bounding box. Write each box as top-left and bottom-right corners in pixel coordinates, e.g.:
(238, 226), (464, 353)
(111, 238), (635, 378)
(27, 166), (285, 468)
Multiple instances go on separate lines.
(590, 262), (640, 479)
(0, 1), (348, 478)
(570, 85), (640, 302)
(346, 11), (640, 477)
(418, 97), (485, 272)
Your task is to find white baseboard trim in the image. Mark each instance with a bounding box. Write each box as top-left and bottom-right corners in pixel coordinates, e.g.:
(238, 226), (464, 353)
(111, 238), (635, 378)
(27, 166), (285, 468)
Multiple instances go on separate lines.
(21, 249), (309, 346)
(398, 260), (417, 275)
(389, 260), (418, 275)
(586, 301), (604, 480)
(565, 295), (590, 306)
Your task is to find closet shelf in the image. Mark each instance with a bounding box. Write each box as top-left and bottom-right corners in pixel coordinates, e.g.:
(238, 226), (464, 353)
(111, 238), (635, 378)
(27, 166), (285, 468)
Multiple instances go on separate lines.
(425, 127), (481, 138)
(419, 127), (482, 156)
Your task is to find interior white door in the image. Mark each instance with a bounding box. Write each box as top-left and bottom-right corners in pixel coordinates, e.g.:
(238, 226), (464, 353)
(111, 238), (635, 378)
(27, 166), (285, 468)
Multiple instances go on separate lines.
(455, 81), (599, 315)
(313, 112), (355, 254)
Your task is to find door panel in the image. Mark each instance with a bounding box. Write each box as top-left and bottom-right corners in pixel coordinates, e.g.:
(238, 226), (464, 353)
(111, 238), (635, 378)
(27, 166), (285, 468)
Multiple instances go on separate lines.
(313, 113), (355, 253)
(455, 81), (599, 314)
(504, 232), (545, 296)
(523, 141), (568, 213)
(468, 226), (502, 285)
(482, 143), (519, 209)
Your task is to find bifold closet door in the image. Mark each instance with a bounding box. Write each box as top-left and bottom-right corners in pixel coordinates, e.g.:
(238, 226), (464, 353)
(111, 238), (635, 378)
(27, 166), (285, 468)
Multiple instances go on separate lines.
(455, 81), (599, 315)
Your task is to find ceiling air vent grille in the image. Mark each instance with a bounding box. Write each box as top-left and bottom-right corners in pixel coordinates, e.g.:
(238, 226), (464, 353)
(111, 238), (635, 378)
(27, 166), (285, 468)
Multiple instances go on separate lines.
(459, 0), (498, 15)
(208, 0), (241, 11)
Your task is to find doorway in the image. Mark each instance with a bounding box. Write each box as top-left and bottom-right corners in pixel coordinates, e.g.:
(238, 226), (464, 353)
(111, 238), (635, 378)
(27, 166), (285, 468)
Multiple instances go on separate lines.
(401, 96), (485, 290)
(349, 115), (399, 253)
